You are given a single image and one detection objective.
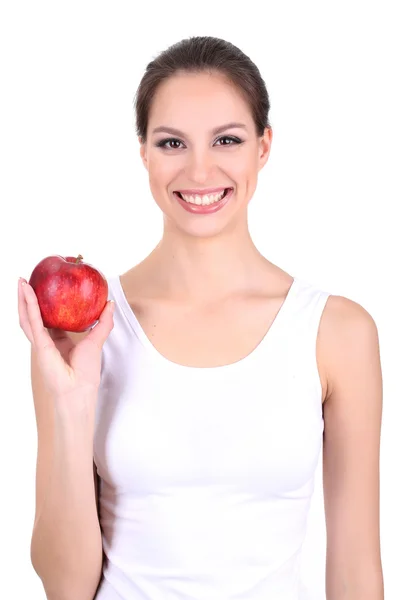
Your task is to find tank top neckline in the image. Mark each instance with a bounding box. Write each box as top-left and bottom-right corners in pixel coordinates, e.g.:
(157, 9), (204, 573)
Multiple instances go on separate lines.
(111, 274), (300, 373)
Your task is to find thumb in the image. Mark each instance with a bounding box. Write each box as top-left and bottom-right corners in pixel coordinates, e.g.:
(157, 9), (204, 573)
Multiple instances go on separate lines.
(86, 300), (115, 350)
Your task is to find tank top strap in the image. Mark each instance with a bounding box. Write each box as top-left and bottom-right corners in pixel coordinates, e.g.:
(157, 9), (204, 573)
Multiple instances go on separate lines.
(106, 275), (117, 302)
(253, 276), (329, 347)
(281, 277), (331, 405)
(290, 277), (331, 336)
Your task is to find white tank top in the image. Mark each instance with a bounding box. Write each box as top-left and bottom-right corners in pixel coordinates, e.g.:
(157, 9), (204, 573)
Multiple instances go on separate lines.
(93, 274), (330, 600)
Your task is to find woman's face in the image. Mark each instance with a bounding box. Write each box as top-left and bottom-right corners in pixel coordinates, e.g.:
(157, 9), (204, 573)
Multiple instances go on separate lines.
(140, 71), (272, 238)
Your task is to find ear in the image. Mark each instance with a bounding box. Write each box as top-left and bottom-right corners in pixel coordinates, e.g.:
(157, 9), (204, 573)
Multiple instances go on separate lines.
(258, 127), (273, 171)
(139, 136), (148, 171)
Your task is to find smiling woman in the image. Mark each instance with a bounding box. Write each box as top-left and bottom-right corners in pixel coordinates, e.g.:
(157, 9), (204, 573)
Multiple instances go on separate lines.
(23, 35), (384, 600)
(135, 62), (272, 239)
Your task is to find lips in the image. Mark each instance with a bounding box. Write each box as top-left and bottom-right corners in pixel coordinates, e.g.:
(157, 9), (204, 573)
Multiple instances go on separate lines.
(174, 187), (234, 215)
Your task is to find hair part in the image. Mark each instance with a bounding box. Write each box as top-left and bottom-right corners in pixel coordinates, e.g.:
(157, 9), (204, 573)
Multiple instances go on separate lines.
(134, 36), (271, 143)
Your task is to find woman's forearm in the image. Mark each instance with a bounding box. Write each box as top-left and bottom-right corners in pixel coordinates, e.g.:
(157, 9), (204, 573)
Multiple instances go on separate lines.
(31, 402), (102, 600)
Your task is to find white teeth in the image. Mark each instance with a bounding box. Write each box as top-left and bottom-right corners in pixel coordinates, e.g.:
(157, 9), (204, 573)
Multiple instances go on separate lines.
(178, 189), (228, 206)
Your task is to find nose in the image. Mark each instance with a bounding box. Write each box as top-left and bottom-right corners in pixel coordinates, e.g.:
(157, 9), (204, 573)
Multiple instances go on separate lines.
(185, 149), (215, 184)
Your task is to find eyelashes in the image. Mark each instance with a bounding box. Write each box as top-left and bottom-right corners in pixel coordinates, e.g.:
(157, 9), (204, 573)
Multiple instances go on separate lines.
(154, 135), (243, 150)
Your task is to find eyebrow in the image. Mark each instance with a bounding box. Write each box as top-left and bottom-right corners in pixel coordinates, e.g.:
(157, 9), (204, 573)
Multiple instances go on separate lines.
(151, 122), (248, 137)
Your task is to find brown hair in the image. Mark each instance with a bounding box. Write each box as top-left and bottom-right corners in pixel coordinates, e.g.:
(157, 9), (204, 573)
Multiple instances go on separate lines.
(134, 36), (271, 143)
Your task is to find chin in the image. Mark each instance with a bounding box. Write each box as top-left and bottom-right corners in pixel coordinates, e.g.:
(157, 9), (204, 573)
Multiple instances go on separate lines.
(173, 209), (249, 240)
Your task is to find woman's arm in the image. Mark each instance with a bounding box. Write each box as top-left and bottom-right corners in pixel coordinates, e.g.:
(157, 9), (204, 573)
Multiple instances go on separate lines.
(30, 331), (103, 600)
(321, 295), (384, 599)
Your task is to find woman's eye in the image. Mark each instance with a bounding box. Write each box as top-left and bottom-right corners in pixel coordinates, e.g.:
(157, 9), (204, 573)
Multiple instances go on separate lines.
(215, 136), (241, 146)
(156, 138), (183, 149)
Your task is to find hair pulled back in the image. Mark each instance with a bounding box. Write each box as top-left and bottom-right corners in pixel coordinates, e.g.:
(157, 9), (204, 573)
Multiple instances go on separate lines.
(134, 36), (271, 143)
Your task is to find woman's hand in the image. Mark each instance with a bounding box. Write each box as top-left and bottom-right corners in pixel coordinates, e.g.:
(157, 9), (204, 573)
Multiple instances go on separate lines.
(18, 278), (114, 401)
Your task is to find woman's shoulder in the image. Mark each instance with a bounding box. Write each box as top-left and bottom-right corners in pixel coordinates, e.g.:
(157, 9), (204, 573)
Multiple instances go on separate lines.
(318, 289), (378, 405)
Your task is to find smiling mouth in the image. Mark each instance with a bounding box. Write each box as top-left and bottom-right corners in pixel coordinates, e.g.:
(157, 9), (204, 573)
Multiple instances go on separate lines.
(174, 187), (233, 206)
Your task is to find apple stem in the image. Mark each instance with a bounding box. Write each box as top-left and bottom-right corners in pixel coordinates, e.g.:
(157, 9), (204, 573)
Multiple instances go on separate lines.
(76, 254), (83, 264)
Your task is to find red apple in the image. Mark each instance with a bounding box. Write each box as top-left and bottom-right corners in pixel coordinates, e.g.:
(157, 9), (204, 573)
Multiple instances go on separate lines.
(28, 254), (109, 332)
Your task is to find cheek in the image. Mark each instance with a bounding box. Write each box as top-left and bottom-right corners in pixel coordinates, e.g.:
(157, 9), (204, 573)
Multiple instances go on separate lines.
(148, 160), (171, 188)
(226, 149), (259, 183)
(148, 154), (183, 186)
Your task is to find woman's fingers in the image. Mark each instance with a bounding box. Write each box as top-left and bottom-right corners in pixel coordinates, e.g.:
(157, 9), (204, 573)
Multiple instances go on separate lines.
(21, 281), (55, 354)
(85, 300), (115, 352)
(20, 280), (72, 388)
(18, 278), (34, 344)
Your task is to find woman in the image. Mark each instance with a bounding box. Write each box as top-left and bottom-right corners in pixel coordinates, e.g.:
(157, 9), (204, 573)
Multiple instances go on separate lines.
(19, 37), (384, 599)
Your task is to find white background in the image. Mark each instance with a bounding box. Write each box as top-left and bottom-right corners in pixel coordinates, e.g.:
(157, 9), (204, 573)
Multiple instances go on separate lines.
(1, 1), (411, 598)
